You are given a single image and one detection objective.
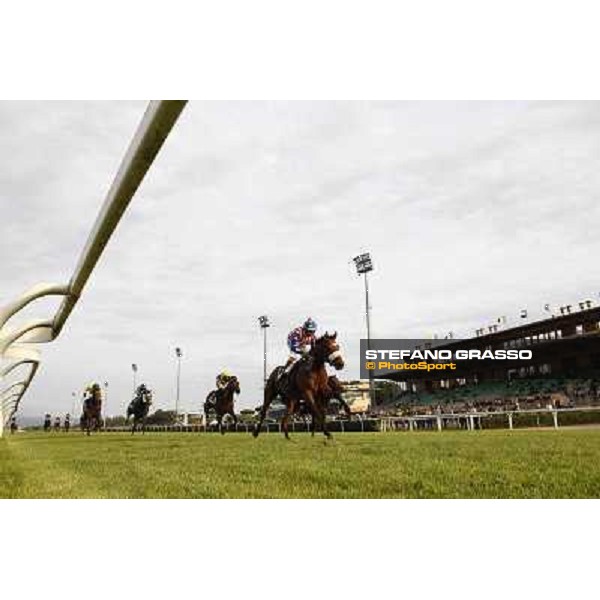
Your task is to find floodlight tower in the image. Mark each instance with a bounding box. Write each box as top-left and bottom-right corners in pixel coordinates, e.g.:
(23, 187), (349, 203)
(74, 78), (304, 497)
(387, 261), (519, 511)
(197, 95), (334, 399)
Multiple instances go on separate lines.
(103, 381), (109, 430)
(175, 347), (182, 423)
(258, 316), (270, 387)
(353, 253), (375, 407)
(131, 363), (138, 394)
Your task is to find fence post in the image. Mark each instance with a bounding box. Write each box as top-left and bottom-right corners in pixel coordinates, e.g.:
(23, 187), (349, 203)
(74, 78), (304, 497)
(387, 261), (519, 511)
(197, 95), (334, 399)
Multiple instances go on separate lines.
(508, 412), (513, 430)
(552, 410), (559, 429)
(436, 416), (442, 432)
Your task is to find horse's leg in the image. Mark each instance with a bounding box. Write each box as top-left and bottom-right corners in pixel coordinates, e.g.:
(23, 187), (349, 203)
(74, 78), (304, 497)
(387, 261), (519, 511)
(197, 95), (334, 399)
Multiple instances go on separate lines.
(253, 402), (267, 438)
(254, 376), (277, 438)
(307, 393), (331, 441)
(281, 399), (296, 440)
(218, 413), (224, 435)
(318, 403), (332, 440)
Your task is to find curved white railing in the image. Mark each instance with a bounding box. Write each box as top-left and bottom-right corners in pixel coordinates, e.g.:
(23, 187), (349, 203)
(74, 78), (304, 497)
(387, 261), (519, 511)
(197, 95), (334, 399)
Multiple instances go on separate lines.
(0, 100), (187, 433)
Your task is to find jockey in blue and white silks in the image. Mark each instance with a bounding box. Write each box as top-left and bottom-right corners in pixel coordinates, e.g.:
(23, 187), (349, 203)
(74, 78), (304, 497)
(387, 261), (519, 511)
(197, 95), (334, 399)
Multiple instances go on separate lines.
(284, 317), (318, 372)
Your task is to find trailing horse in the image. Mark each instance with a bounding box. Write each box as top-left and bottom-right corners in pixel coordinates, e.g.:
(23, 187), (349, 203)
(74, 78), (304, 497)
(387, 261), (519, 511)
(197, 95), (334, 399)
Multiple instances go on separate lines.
(204, 376), (240, 435)
(80, 384), (102, 436)
(253, 332), (344, 440)
(126, 386), (153, 435)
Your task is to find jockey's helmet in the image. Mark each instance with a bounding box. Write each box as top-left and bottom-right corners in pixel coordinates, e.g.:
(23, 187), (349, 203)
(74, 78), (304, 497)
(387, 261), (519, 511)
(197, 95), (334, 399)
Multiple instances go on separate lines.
(303, 318), (317, 333)
(220, 369), (232, 378)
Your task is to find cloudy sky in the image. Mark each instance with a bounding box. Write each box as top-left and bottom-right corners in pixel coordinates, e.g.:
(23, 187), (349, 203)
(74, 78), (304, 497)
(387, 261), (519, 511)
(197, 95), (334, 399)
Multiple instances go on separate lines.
(2, 101), (600, 417)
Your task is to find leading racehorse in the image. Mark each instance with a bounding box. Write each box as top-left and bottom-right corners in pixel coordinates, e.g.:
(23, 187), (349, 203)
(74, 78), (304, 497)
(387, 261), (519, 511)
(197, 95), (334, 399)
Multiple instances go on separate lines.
(204, 376), (240, 435)
(81, 384), (102, 436)
(126, 385), (153, 435)
(298, 374), (352, 435)
(253, 332), (344, 440)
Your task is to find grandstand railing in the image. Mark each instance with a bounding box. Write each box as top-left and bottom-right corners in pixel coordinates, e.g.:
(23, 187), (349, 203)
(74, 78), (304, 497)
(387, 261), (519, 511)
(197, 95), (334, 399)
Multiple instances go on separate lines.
(378, 405), (600, 431)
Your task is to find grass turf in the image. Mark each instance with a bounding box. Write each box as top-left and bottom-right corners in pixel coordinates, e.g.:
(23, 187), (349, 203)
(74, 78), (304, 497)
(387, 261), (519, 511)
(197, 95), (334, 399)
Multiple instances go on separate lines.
(1, 429), (600, 498)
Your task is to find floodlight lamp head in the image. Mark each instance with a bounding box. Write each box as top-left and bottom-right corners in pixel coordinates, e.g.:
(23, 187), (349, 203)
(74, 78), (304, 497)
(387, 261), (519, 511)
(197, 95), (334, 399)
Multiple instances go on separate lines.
(353, 252), (373, 274)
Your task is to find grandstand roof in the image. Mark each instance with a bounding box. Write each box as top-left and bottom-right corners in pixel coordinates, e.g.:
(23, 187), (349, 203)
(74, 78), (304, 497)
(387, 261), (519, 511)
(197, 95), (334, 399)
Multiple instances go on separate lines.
(376, 305), (600, 383)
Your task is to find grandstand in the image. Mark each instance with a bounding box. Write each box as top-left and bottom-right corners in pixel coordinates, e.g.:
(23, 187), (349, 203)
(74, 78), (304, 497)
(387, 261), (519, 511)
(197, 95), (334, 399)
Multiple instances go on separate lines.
(375, 304), (600, 415)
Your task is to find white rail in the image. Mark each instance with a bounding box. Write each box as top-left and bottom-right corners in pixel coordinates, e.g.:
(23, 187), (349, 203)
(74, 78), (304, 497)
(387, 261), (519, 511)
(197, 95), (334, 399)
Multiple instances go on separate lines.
(379, 406), (600, 431)
(0, 101), (187, 433)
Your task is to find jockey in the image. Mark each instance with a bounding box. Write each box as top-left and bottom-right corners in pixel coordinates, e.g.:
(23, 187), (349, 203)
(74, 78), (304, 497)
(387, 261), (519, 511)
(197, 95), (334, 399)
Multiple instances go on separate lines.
(134, 384), (151, 405)
(284, 317), (317, 373)
(83, 382), (101, 408)
(84, 382), (96, 397)
(216, 370), (234, 390)
(135, 383), (148, 396)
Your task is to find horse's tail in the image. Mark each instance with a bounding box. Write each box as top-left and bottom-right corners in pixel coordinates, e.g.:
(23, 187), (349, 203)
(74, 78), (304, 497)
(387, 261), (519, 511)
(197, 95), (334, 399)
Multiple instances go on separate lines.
(253, 366), (283, 438)
(265, 366), (284, 402)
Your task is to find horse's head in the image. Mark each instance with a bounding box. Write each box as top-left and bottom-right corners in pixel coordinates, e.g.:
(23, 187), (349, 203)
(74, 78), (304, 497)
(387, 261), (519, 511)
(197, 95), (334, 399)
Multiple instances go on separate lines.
(228, 376), (241, 395)
(144, 389), (153, 405)
(315, 332), (344, 370)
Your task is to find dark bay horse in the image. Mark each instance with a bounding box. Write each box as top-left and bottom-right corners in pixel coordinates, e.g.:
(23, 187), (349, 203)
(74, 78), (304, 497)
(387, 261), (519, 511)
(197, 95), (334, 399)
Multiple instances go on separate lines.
(298, 374), (352, 435)
(126, 387), (153, 434)
(204, 376), (240, 435)
(253, 332), (345, 440)
(81, 384), (102, 436)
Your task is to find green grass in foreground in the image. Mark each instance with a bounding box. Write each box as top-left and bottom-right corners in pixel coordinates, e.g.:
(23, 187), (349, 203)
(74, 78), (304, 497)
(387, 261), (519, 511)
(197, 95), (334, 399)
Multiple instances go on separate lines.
(1, 429), (600, 498)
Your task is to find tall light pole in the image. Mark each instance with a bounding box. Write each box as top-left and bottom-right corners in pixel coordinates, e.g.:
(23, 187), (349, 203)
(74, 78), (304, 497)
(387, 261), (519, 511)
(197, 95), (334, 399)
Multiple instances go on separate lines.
(175, 347), (182, 423)
(258, 316), (270, 387)
(353, 252), (375, 408)
(103, 381), (109, 430)
(131, 363), (138, 395)
(71, 391), (77, 417)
